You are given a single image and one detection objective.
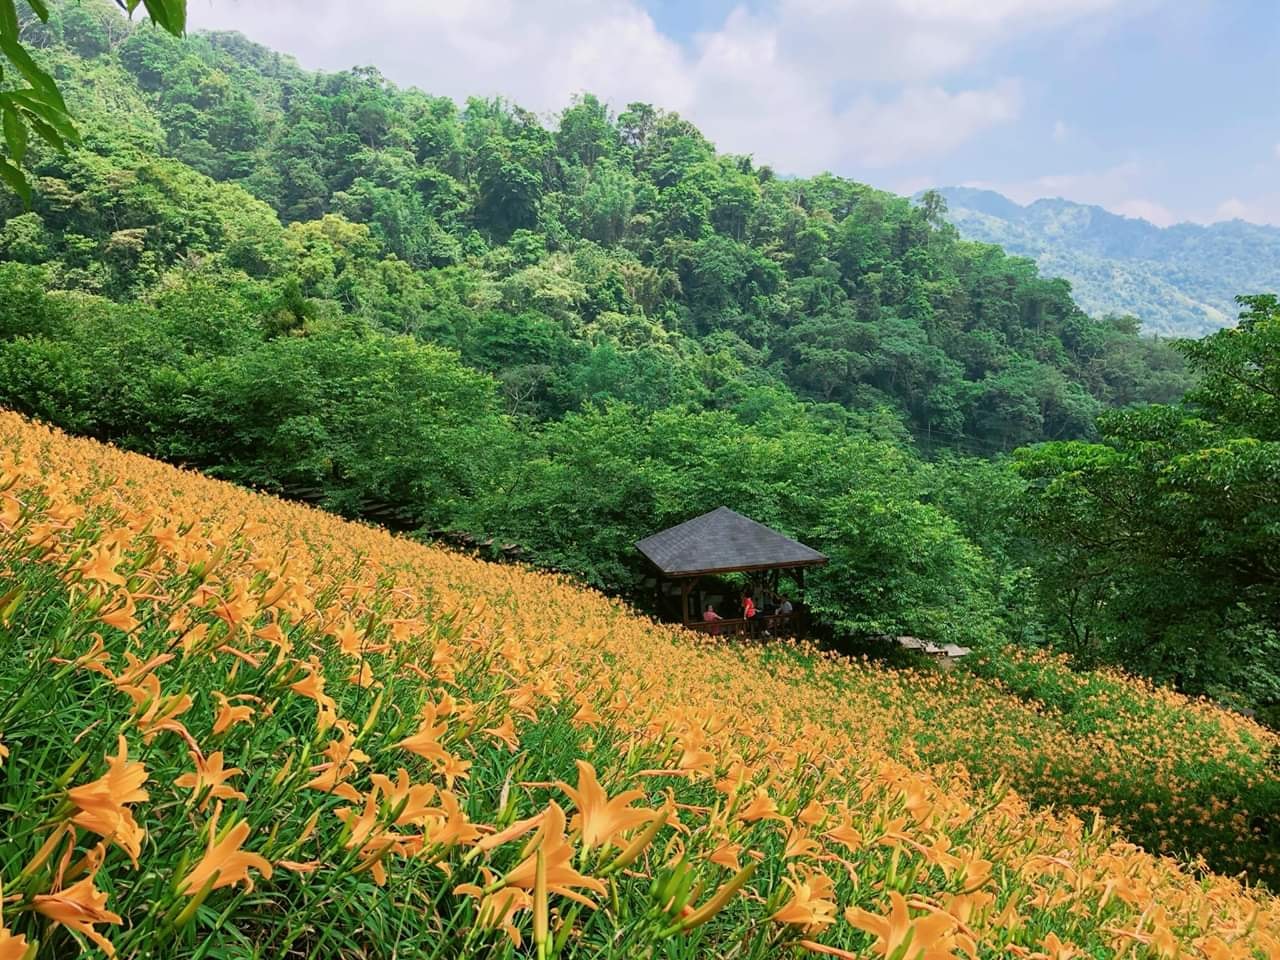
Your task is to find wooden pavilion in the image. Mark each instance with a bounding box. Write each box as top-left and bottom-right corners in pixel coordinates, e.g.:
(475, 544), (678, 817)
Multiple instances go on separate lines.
(635, 507), (828, 635)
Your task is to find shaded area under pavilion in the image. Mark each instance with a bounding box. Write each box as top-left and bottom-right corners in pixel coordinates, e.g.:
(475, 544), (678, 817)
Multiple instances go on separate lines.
(635, 506), (828, 635)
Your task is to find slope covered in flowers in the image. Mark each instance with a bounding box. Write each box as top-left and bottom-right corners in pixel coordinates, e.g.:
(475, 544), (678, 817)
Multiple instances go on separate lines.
(0, 409), (1278, 958)
(783, 647), (1280, 881)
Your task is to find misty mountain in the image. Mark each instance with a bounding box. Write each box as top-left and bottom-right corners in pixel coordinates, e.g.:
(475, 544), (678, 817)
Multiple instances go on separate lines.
(933, 187), (1280, 337)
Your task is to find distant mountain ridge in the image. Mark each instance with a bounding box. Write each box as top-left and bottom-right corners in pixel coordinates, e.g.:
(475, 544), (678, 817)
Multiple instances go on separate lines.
(932, 187), (1280, 337)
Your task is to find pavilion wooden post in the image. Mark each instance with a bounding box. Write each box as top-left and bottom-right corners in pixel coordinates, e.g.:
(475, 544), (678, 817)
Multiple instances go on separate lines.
(680, 577), (697, 625)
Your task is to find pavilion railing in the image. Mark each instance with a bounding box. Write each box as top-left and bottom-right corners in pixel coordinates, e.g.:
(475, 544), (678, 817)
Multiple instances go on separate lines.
(684, 613), (797, 638)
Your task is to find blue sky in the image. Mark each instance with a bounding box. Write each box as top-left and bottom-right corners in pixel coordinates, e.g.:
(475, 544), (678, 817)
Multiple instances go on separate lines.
(187, 0), (1280, 225)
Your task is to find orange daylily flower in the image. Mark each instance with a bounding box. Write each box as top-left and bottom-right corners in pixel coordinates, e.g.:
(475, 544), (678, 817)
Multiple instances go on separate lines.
(571, 698), (602, 726)
(277, 860), (321, 874)
(455, 873), (533, 947)
(823, 820), (863, 852)
(148, 522), (182, 554)
(784, 826), (823, 860)
(116, 671), (195, 745)
(394, 701), (451, 763)
(11, 410), (1280, 957)
(218, 644), (264, 670)
(32, 874), (123, 957)
(475, 811), (545, 853)
(54, 634), (114, 679)
(395, 701), (471, 786)
(78, 542), (127, 589)
(437, 750), (472, 788)
(845, 891), (960, 960)
(1196, 936), (1252, 960)
(797, 940), (861, 959)
(555, 760), (657, 850)
(113, 651), (174, 687)
(737, 787), (785, 823)
(211, 691), (255, 735)
(67, 735), (149, 865)
(709, 841), (743, 870)
(500, 802), (607, 908)
(770, 869), (838, 933)
(0, 493), (20, 532)
(482, 714), (520, 752)
(330, 617), (364, 657)
(335, 788), (406, 886)
(797, 799), (827, 826)
(1030, 932), (1080, 960)
(424, 789), (482, 850)
(180, 802), (273, 895)
(349, 659), (376, 688)
(212, 579), (259, 633)
(98, 591), (139, 633)
(0, 925), (30, 960)
(304, 723), (370, 802)
(675, 728), (717, 777)
(174, 751), (247, 809)
(253, 618), (290, 650)
(368, 768), (439, 827)
(288, 658), (338, 731)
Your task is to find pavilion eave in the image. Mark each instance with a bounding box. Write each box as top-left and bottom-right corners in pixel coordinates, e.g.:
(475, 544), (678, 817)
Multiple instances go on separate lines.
(648, 556), (828, 580)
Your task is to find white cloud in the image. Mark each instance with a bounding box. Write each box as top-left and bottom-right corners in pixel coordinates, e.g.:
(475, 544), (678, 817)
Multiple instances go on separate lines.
(184, 0), (1136, 175)
(1214, 198), (1251, 221)
(967, 162), (1280, 227)
(1052, 119), (1070, 143)
(964, 161), (1180, 226)
(1111, 199), (1177, 226)
(1274, 143), (1280, 161)
(682, 8), (1021, 170)
(965, 159), (1139, 203)
(758, 0), (1134, 88)
(837, 83), (1022, 168)
(185, 1), (691, 116)
(1211, 196), (1280, 225)
(891, 174), (942, 197)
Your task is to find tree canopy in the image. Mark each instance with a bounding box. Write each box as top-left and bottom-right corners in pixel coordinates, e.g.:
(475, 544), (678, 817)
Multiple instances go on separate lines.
(1015, 295), (1280, 707)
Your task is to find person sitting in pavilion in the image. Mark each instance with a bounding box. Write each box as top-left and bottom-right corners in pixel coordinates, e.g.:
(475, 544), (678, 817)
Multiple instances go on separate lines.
(702, 602), (723, 635)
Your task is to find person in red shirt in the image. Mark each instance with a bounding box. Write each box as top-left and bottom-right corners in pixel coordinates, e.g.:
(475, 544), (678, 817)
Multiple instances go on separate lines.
(740, 592), (758, 636)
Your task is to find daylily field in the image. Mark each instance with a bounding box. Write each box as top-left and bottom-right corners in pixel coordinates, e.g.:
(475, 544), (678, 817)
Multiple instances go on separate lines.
(2, 408), (1280, 959)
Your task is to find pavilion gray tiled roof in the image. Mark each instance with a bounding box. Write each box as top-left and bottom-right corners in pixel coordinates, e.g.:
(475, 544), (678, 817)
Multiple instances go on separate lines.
(635, 507), (828, 578)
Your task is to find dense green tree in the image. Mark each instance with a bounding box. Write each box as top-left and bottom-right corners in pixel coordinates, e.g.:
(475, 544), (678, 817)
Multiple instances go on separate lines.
(807, 491), (1000, 648)
(1, 0), (186, 199)
(181, 331), (510, 528)
(1015, 296), (1280, 703)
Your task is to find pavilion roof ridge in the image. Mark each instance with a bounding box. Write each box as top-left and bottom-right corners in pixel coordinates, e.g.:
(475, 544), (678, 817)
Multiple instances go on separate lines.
(635, 506), (827, 578)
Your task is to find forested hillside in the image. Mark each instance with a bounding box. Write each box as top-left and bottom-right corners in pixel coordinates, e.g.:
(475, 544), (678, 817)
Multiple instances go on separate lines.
(3, 2), (1277, 717)
(2, 2), (1189, 448)
(937, 186), (1280, 337)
